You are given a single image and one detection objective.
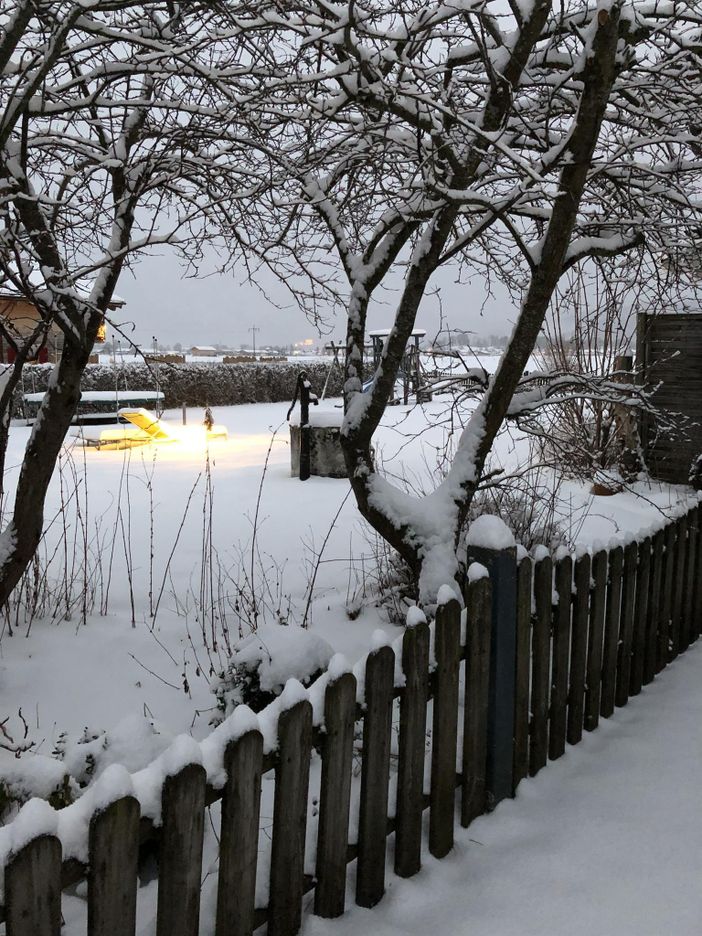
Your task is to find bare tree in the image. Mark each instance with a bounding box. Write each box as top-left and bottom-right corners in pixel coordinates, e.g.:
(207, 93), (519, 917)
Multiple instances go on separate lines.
(237, 1), (702, 600)
(3, 2), (702, 607)
(0, 1), (273, 603)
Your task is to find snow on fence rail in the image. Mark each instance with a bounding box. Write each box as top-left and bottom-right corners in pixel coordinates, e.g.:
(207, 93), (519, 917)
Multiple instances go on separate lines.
(2, 502), (702, 935)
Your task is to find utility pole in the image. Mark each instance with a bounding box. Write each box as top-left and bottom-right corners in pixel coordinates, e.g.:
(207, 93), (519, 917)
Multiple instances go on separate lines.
(249, 325), (260, 356)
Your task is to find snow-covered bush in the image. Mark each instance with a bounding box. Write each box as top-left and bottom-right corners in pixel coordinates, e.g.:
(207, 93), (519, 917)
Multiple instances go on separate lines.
(16, 361), (342, 416)
(464, 469), (573, 553)
(212, 623), (333, 718)
(52, 716), (170, 788)
(0, 750), (76, 820)
(354, 529), (419, 627)
(690, 454), (702, 491)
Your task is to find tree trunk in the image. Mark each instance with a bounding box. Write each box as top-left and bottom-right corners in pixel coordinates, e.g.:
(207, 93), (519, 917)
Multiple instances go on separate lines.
(341, 5), (624, 600)
(0, 333), (95, 605)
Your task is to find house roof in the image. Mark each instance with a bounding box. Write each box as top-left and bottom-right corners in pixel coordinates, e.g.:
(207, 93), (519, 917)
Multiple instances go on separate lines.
(0, 279), (126, 309)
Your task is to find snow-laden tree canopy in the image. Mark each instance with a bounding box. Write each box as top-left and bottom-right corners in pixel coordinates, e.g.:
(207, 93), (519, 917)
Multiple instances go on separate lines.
(0, 1), (275, 602)
(222, 0), (702, 599)
(1, 0), (702, 604)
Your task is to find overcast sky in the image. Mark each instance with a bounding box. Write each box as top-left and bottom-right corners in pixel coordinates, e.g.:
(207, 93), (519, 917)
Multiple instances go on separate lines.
(113, 249), (521, 351)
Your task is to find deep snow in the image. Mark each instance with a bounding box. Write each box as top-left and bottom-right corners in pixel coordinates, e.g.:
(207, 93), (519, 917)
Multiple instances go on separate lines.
(0, 366), (696, 794)
(304, 641), (702, 936)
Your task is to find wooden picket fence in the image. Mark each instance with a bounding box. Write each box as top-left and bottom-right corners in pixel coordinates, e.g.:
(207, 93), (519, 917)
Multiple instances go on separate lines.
(2, 501), (701, 936)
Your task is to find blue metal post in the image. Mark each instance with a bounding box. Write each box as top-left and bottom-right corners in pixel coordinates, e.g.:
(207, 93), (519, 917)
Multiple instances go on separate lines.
(466, 544), (518, 810)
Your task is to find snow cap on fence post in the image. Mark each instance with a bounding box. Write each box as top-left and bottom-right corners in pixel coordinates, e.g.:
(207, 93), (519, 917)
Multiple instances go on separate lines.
(9, 798), (58, 855)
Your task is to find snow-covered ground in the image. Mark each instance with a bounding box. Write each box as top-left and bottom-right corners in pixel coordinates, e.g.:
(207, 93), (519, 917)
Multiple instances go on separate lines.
(304, 640), (702, 936)
(1, 361), (701, 934)
(0, 366), (695, 789)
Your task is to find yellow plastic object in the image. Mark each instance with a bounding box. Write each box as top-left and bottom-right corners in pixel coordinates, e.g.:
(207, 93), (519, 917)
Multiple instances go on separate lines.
(118, 408), (174, 441)
(71, 425), (152, 450)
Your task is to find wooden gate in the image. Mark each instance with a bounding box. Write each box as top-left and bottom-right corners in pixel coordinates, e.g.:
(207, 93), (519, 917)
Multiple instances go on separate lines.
(636, 313), (702, 483)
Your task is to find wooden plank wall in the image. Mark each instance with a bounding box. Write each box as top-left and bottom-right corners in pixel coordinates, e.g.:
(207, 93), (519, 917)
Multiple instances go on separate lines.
(4, 505), (702, 936)
(637, 313), (702, 483)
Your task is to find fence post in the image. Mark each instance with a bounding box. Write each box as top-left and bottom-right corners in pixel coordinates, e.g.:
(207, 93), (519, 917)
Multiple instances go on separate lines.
(356, 645), (394, 909)
(660, 523), (676, 670)
(646, 528), (665, 681)
(601, 546), (624, 719)
(615, 540), (638, 709)
(157, 763), (206, 936)
(550, 553), (572, 760)
(5, 835), (62, 936)
(584, 549), (607, 731)
(530, 553), (552, 772)
(395, 620), (430, 876)
(461, 575), (492, 826)
(315, 672), (356, 918)
(268, 700), (313, 936)
(567, 553), (590, 746)
(466, 538), (517, 810)
(630, 536), (651, 697)
(670, 514), (687, 659)
(88, 796), (140, 936)
(682, 507), (698, 651)
(513, 557), (533, 791)
(429, 597), (461, 859)
(216, 731), (263, 936)
(693, 503), (702, 643)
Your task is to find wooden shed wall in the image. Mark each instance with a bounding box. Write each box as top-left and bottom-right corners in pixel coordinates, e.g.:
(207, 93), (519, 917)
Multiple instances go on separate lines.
(636, 313), (702, 484)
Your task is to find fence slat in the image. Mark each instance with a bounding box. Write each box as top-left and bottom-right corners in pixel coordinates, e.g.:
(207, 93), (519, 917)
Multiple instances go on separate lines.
(88, 796), (140, 936)
(430, 598), (461, 859)
(269, 700), (313, 936)
(157, 764), (206, 936)
(600, 546), (623, 719)
(461, 576), (492, 826)
(513, 557), (533, 790)
(356, 645), (394, 909)
(645, 529), (664, 685)
(395, 620), (429, 877)
(630, 537), (651, 696)
(567, 553), (590, 746)
(681, 509), (697, 652)
(529, 556), (552, 775)
(659, 523), (676, 670)
(5, 835), (61, 936)
(315, 672), (356, 918)
(670, 514), (687, 660)
(615, 541), (638, 708)
(549, 555), (572, 760)
(216, 730), (263, 936)
(584, 549), (607, 732)
(693, 504), (702, 643)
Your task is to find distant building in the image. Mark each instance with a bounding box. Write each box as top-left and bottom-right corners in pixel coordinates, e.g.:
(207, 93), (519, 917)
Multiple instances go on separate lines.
(190, 345), (218, 357)
(0, 283), (125, 364)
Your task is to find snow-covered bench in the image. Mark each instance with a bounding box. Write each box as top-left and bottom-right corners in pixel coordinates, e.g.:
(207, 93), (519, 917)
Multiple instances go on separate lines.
(22, 389), (165, 425)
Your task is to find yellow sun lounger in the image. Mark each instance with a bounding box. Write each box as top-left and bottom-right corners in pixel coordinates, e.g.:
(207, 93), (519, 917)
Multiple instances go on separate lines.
(69, 408), (175, 450)
(71, 408), (227, 450)
(118, 408), (174, 441)
(70, 424), (157, 450)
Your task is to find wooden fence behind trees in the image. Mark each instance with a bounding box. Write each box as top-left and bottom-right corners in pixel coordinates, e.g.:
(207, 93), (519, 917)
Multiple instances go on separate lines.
(3, 503), (702, 936)
(636, 312), (702, 484)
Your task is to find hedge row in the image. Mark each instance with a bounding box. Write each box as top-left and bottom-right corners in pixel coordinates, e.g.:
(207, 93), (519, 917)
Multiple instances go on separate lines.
(17, 360), (343, 414)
